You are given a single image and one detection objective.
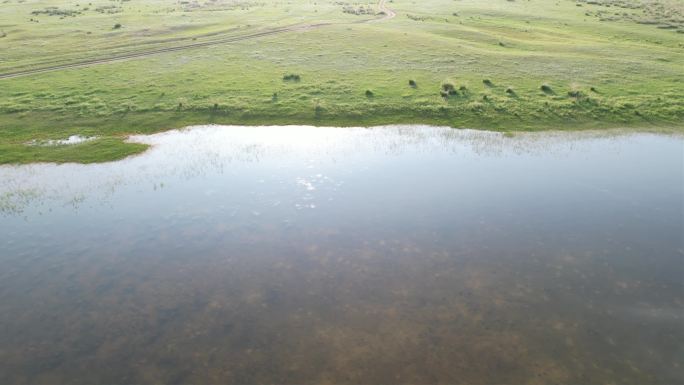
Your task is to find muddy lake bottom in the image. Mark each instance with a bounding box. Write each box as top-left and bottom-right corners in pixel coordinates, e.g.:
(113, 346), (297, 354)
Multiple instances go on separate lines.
(0, 125), (682, 384)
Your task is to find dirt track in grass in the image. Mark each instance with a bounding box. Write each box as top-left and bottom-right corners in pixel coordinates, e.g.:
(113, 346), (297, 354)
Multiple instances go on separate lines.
(0, 0), (395, 80)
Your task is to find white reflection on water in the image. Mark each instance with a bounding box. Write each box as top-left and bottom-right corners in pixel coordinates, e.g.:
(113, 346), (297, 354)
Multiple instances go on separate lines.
(0, 125), (676, 216)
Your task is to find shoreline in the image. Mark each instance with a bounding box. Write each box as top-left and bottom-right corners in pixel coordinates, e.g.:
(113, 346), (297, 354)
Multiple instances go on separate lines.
(2, 112), (681, 165)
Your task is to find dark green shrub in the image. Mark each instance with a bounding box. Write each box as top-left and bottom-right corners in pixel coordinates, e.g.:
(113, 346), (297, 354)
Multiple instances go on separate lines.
(283, 74), (301, 82)
(442, 83), (458, 96)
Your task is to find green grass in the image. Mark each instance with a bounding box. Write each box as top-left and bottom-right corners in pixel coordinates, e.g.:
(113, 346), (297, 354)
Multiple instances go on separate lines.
(0, 136), (149, 164)
(0, 0), (682, 163)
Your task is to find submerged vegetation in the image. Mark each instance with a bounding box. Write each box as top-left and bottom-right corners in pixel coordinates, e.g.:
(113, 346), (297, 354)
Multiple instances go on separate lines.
(0, 0), (682, 163)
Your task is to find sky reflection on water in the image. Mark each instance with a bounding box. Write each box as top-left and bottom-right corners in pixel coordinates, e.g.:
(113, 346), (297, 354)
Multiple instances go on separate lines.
(0, 125), (682, 384)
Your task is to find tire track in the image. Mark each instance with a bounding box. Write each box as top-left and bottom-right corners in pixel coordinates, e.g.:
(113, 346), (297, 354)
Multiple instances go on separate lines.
(377, 0), (397, 20)
(0, 1), (395, 80)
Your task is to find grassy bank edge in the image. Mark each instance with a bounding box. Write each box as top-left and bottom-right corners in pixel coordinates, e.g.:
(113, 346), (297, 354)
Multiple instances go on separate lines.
(1, 110), (682, 164)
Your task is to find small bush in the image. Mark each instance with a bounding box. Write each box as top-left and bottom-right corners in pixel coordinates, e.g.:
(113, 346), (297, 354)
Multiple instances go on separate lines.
(113, 23), (122, 29)
(590, 87), (599, 93)
(540, 84), (554, 94)
(568, 90), (585, 98)
(283, 73), (301, 82)
(365, 89), (374, 98)
(343, 5), (375, 15)
(505, 87), (516, 96)
(31, 7), (82, 17)
(459, 85), (468, 91)
(409, 79), (417, 88)
(441, 83), (458, 96)
(483, 79), (494, 87)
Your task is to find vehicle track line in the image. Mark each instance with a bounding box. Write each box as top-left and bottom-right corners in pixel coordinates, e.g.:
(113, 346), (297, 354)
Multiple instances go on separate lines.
(0, 0), (395, 80)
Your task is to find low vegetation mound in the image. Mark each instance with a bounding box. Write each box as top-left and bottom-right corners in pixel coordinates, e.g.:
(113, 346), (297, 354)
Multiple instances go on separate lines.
(283, 73), (301, 82)
(576, 0), (684, 32)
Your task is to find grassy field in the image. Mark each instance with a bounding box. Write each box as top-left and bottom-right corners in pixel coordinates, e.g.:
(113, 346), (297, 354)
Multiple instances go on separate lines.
(0, 0), (682, 163)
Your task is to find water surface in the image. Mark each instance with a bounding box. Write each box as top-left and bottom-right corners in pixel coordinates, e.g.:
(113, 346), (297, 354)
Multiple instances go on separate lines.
(1, 125), (682, 384)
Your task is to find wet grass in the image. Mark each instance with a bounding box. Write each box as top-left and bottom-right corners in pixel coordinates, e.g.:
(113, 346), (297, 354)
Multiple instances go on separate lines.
(0, 0), (682, 163)
(0, 137), (149, 164)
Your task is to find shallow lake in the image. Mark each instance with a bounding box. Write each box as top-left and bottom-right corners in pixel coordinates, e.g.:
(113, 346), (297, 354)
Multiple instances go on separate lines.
(1, 125), (682, 384)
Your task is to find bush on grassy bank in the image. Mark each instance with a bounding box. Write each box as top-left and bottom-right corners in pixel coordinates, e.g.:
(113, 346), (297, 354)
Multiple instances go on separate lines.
(541, 84), (554, 94)
(283, 74), (301, 82)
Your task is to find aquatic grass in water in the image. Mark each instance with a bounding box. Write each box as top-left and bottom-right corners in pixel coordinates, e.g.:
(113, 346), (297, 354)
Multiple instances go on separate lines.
(26, 135), (97, 146)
